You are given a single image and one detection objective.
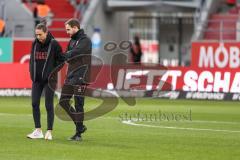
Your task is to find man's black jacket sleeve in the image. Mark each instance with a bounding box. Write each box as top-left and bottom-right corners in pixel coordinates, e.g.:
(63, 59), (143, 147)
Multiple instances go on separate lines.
(65, 38), (92, 59)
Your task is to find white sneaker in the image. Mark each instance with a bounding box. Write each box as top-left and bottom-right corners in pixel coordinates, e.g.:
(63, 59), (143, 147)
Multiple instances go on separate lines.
(44, 130), (53, 140)
(27, 129), (44, 139)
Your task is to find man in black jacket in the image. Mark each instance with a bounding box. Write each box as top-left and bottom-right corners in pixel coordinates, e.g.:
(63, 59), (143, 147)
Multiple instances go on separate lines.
(59, 18), (92, 141)
(28, 22), (64, 140)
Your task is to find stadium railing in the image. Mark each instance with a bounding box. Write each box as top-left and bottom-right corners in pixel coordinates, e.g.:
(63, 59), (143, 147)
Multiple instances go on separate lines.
(195, 18), (240, 41)
(4, 17), (71, 38)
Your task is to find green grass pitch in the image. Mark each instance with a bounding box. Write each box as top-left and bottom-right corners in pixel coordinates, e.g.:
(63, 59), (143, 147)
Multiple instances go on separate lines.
(0, 97), (240, 160)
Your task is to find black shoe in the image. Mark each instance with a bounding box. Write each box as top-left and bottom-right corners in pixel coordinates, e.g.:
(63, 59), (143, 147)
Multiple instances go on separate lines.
(68, 133), (82, 141)
(76, 125), (87, 134)
(80, 125), (87, 134)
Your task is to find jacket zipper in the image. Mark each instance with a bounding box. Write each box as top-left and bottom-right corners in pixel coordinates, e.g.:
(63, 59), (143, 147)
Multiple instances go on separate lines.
(42, 39), (53, 79)
(33, 43), (37, 81)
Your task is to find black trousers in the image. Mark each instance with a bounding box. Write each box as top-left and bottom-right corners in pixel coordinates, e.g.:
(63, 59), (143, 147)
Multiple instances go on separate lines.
(31, 81), (55, 130)
(59, 84), (85, 133)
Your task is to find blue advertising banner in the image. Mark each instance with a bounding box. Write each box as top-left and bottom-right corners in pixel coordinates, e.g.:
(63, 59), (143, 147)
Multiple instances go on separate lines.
(0, 38), (13, 62)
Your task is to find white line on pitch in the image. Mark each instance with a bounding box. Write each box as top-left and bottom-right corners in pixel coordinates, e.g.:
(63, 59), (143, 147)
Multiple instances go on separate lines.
(186, 120), (240, 125)
(142, 120), (240, 125)
(1, 113), (240, 126)
(122, 120), (240, 133)
(124, 118), (240, 125)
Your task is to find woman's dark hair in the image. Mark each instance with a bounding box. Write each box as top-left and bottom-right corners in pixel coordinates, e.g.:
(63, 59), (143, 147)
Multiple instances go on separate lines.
(35, 20), (48, 32)
(37, 0), (45, 5)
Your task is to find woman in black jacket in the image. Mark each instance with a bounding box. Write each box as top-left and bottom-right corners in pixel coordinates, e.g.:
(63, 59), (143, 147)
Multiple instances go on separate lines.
(130, 35), (142, 64)
(27, 22), (64, 140)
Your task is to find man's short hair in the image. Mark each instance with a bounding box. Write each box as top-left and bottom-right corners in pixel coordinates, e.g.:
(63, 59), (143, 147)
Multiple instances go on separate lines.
(65, 18), (80, 29)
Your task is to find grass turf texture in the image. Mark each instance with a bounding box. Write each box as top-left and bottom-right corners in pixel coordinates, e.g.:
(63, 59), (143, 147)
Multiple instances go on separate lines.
(0, 97), (240, 160)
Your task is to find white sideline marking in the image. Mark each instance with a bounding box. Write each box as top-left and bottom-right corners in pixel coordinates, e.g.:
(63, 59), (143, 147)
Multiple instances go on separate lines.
(187, 120), (240, 125)
(143, 120), (240, 125)
(122, 120), (240, 133)
(0, 112), (240, 126)
(0, 113), (32, 117)
(125, 118), (240, 125)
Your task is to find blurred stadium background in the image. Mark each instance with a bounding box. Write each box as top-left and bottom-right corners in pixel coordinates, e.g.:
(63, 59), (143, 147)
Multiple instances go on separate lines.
(0, 0), (240, 159)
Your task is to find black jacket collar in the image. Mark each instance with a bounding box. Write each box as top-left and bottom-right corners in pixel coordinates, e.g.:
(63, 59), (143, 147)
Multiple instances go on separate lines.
(71, 29), (85, 40)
